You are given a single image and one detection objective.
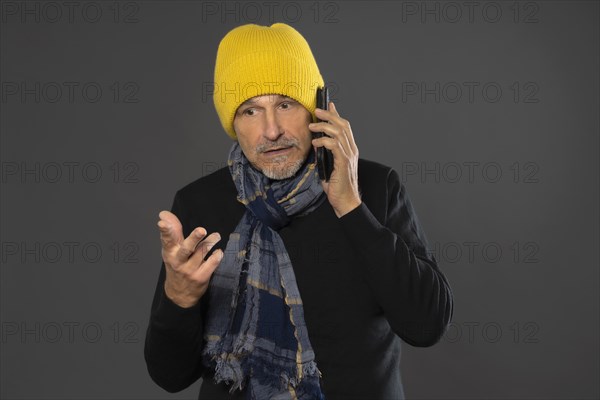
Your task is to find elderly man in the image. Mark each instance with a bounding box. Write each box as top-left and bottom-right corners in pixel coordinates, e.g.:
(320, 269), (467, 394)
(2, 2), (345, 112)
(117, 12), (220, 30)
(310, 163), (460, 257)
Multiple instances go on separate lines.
(144, 22), (453, 400)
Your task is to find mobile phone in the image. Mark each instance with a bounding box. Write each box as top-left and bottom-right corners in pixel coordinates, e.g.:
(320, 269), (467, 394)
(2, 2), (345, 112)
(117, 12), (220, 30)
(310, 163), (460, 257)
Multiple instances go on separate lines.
(314, 86), (334, 181)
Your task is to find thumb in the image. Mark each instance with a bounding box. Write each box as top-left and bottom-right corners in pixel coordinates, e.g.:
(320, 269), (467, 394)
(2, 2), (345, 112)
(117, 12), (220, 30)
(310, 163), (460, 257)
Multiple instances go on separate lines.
(158, 210), (184, 250)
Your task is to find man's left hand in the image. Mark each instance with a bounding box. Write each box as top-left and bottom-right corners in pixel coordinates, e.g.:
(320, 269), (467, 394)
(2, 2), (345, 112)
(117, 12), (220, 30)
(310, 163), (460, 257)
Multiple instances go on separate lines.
(309, 101), (362, 218)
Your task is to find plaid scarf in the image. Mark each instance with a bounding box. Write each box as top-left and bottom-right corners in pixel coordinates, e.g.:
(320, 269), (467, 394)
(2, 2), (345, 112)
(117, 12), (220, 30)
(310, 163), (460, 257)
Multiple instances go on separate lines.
(201, 141), (327, 399)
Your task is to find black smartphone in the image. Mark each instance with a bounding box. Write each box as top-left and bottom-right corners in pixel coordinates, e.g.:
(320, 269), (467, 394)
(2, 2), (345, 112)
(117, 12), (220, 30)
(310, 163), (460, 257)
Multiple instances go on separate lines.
(314, 86), (334, 181)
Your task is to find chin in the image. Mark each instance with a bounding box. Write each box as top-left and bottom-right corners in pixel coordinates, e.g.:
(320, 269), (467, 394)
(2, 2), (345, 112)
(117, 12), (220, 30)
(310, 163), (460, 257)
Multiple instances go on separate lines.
(260, 157), (305, 180)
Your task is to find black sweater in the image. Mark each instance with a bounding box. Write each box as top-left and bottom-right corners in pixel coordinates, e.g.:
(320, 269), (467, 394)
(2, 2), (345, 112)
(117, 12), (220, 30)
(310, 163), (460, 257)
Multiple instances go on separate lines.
(144, 158), (454, 399)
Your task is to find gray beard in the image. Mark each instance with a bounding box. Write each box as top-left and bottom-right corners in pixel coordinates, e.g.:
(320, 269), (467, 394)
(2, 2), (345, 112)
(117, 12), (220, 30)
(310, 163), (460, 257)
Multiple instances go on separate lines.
(260, 156), (305, 180)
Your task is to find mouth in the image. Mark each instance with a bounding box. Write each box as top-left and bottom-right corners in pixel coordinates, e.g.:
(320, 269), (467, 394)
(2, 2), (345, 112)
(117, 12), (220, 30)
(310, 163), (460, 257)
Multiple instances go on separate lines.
(263, 147), (293, 156)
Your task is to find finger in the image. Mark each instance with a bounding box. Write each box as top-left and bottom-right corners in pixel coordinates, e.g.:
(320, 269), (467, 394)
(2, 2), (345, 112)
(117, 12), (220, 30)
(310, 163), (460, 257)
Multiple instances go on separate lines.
(174, 226), (208, 260)
(330, 102), (358, 155)
(310, 122), (352, 159)
(177, 231), (220, 264)
(329, 101), (340, 117)
(314, 105), (345, 127)
(158, 210), (183, 250)
(191, 248), (224, 282)
(312, 136), (349, 170)
(313, 104), (355, 156)
(183, 232), (222, 274)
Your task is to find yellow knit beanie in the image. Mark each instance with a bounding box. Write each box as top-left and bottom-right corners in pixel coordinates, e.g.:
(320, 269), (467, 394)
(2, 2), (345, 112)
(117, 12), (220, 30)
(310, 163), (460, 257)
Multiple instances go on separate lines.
(213, 23), (325, 140)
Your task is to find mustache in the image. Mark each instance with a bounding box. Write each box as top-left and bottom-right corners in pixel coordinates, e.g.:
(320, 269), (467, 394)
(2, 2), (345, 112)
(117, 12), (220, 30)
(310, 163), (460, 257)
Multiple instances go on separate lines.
(257, 138), (299, 153)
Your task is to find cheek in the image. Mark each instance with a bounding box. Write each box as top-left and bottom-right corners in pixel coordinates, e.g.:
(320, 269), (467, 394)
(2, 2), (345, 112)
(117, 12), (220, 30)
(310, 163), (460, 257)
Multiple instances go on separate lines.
(238, 139), (254, 156)
(235, 123), (260, 149)
(290, 114), (312, 140)
(301, 125), (314, 147)
(237, 137), (262, 165)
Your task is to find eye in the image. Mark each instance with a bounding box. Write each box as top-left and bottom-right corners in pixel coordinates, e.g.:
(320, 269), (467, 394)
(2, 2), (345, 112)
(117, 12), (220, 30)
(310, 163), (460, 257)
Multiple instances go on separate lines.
(280, 101), (294, 109)
(242, 108), (256, 116)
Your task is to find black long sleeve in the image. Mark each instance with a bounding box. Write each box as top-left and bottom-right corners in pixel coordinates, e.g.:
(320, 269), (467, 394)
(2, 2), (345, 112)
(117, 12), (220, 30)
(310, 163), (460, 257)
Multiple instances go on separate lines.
(144, 192), (207, 392)
(338, 167), (454, 347)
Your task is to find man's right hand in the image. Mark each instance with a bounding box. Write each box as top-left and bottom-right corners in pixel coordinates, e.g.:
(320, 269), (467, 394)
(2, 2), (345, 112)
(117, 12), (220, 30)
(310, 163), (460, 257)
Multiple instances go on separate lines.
(157, 210), (223, 308)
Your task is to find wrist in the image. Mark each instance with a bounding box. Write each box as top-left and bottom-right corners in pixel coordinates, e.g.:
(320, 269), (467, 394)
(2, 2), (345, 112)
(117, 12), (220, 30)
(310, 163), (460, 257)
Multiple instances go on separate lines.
(334, 198), (362, 218)
(163, 282), (199, 309)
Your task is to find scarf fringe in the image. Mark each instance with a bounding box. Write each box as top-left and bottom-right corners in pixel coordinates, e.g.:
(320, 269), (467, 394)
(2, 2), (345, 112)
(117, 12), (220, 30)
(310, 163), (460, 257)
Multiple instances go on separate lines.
(206, 342), (322, 395)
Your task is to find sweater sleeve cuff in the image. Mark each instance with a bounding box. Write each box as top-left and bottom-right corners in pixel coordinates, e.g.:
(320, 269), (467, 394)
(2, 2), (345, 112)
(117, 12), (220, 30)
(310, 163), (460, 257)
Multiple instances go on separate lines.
(152, 285), (204, 330)
(338, 202), (388, 251)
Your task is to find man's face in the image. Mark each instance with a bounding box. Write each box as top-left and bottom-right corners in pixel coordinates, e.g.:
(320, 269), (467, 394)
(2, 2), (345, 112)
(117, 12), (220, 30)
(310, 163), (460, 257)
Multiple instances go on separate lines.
(233, 94), (313, 180)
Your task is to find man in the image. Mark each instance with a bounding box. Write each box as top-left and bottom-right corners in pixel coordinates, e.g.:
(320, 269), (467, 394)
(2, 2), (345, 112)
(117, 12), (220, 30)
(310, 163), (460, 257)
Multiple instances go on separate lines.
(144, 22), (453, 399)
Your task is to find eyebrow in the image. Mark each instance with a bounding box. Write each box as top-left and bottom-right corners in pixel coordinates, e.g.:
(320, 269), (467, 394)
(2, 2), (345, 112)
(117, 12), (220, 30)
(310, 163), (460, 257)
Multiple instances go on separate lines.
(239, 95), (294, 108)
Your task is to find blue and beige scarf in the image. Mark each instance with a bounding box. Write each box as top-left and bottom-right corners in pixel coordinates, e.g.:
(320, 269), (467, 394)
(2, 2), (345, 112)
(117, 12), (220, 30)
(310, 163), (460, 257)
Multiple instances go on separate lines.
(201, 142), (327, 399)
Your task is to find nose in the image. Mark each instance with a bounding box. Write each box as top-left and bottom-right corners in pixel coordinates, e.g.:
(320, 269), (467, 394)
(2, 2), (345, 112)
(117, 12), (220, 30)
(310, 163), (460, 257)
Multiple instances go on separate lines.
(262, 108), (284, 141)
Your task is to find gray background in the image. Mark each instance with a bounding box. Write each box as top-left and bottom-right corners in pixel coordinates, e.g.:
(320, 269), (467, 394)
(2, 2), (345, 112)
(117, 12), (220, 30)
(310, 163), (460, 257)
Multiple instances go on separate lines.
(1, 0), (598, 399)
